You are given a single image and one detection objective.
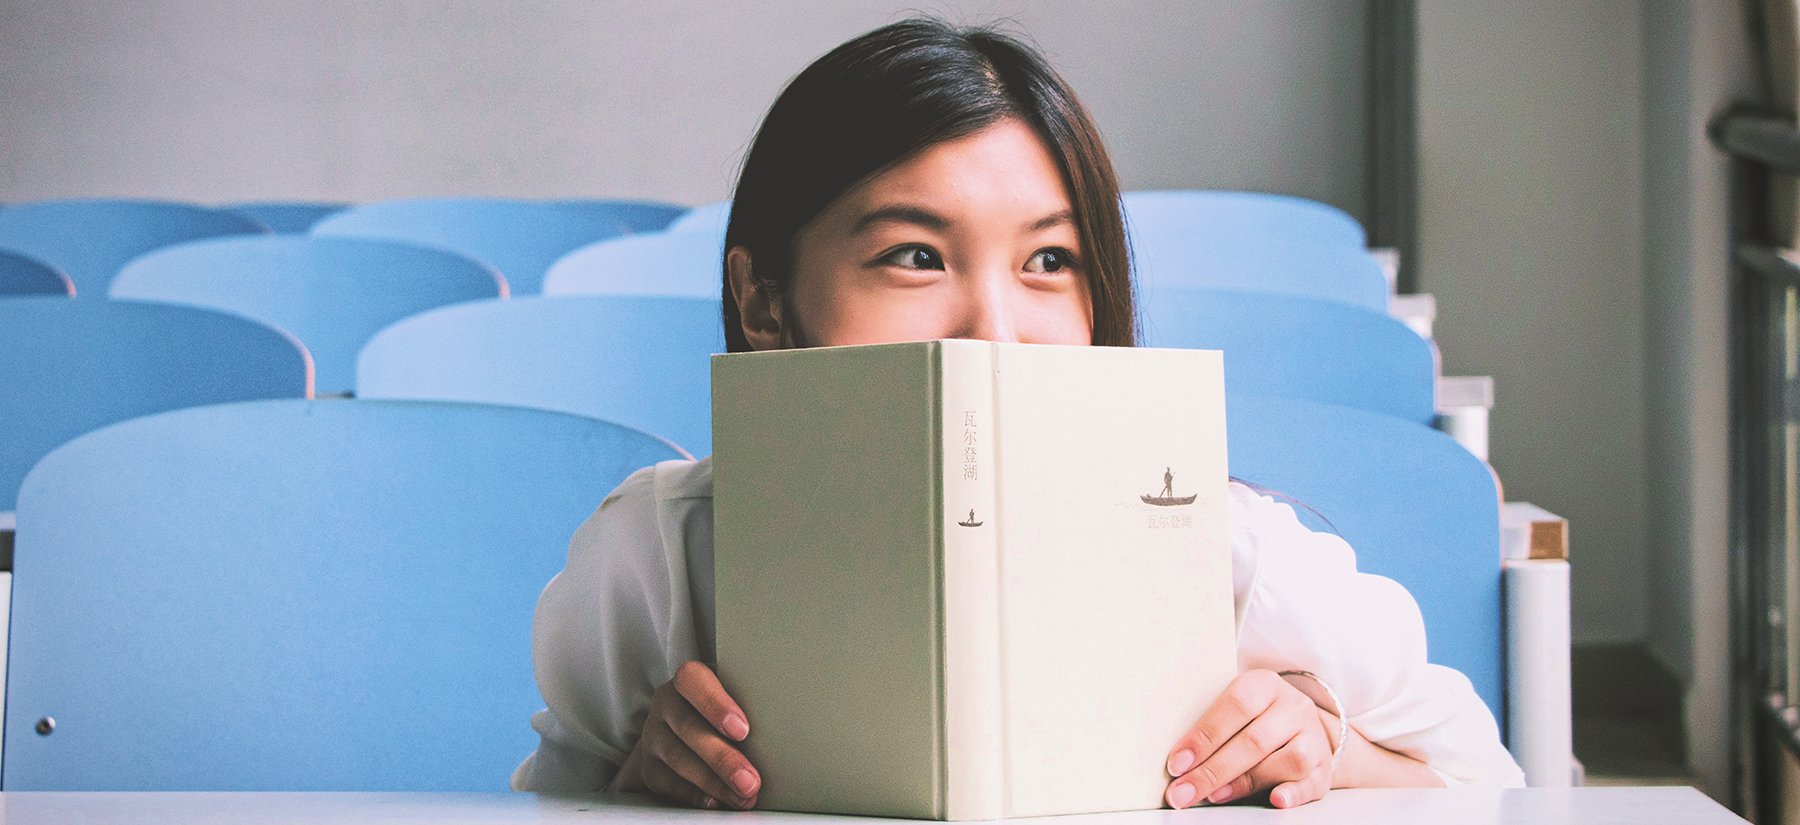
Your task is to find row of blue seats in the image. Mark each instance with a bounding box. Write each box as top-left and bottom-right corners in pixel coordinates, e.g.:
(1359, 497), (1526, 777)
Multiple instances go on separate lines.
(0, 193), (1387, 308)
(0, 190), (1501, 790)
(4, 393), (1497, 791)
(2, 201), (1411, 400)
(1, 288), (1433, 495)
(0, 197), (679, 298)
(223, 199), (691, 235)
(4, 189), (1418, 498)
(0, 284), (1462, 735)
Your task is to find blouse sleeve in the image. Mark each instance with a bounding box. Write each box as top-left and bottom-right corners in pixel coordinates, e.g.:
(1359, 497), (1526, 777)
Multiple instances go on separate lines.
(511, 463), (702, 792)
(1229, 485), (1525, 787)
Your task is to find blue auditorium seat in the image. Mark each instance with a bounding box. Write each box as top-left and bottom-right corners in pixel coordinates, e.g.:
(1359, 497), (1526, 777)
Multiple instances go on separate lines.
(665, 199), (731, 239)
(6, 399), (684, 790)
(542, 231), (722, 298)
(0, 199), (269, 296)
(311, 197), (628, 294)
(1142, 289), (1437, 424)
(1123, 189), (1367, 249)
(1227, 394), (1503, 722)
(1125, 190), (1386, 311)
(357, 296), (722, 456)
(549, 198), (688, 233)
(0, 251), (73, 297)
(224, 201), (348, 234)
(112, 236), (506, 396)
(0, 298), (312, 511)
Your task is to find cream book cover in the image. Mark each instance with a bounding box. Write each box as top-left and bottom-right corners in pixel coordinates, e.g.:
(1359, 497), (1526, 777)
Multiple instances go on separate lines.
(713, 341), (1236, 820)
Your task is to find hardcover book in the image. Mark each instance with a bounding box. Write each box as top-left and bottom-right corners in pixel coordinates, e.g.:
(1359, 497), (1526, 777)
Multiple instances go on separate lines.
(713, 340), (1236, 820)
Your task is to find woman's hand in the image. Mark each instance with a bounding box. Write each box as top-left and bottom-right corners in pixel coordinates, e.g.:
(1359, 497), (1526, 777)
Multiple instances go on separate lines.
(1163, 669), (1337, 810)
(616, 660), (763, 809)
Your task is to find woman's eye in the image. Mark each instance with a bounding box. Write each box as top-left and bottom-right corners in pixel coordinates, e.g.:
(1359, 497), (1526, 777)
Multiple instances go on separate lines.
(1025, 248), (1076, 274)
(880, 246), (944, 270)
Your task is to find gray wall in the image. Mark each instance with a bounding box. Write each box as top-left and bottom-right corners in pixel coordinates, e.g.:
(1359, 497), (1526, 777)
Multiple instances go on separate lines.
(1641, 0), (1749, 798)
(1415, 0), (1650, 645)
(1416, 0), (1750, 793)
(0, 0), (1370, 216)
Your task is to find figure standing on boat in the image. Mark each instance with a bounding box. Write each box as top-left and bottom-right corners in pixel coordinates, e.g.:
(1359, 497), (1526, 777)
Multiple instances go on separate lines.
(1142, 468), (1197, 506)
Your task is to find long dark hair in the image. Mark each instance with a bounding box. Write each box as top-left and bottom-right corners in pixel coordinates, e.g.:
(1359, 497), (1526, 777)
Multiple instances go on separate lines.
(720, 18), (1134, 352)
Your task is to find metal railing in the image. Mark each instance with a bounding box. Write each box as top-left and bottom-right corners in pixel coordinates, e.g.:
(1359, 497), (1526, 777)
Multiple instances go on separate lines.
(1712, 108), (1800, 819)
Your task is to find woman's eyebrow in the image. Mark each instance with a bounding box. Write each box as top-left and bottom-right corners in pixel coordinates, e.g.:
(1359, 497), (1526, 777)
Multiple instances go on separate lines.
(852, 204), (950, 234)
(1026, 209), (1073, 232)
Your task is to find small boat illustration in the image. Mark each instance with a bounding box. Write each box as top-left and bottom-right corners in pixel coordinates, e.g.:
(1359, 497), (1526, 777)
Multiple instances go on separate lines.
(957, 509), (983, 527)
(1142, 467), (1196, 506)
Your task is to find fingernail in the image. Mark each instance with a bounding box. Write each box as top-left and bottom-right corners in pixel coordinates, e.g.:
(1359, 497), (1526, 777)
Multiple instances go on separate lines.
(701, 797), (719, 809)
(1167, 749), (1194, 775)
(1168, 783), (1196, 809)
(1207, 786), (1233, 804)
(1271, 789), (1290, 808)
(723, 714), (750, 740)
(732, 768), (759, 796)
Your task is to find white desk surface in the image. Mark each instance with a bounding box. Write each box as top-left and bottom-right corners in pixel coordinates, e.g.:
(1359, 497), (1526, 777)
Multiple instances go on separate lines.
(0, 788), (1744, 824)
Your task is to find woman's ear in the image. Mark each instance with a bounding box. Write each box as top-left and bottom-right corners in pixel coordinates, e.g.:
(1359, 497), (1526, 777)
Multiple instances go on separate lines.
(727, 245), (785, 351)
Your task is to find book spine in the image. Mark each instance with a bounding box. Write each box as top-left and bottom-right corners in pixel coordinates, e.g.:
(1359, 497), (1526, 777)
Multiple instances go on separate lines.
(937, 340), (1003, 820)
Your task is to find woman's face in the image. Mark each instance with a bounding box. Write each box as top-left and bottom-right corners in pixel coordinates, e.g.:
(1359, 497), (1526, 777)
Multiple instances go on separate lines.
(729, 118), (1094, 349)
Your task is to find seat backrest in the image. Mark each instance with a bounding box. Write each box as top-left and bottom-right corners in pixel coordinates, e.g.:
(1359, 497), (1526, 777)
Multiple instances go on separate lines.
(1125, 190), (1385, 311)
(665, 199), (731, 238)
(0, 250), (73, 297)
(542, 231), (723, 298)
(549, 198), (689, 233)
(311, 197), (628, 294)
(112, 236), (506, 395)
(357, 296), (723, 456)
(1141, 289), (1437, 424)
(224, 201), (348, 234)
(6, 399), (685, 790)
(1226, 394), (1503, 722)
(0, 298), (313, 510)
(1123, 189), (1367, 250)
(0, 199), (269, 296)
(1132, 242), (1390, 313)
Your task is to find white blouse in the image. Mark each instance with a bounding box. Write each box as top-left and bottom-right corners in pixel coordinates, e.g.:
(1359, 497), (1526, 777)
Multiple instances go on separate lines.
(513, 457), (1524, 792)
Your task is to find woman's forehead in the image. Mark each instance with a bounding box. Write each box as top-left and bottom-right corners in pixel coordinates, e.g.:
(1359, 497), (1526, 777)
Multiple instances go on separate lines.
(833, 119), (1075, 228)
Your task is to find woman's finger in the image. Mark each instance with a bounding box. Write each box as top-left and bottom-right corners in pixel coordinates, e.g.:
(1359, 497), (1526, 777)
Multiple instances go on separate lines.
(638, 739), (726, 811)
(666, 696), (763, 801)
(1172, 691), (1317, 807)
(650, 716), (757, 808)
(1196, 768), (1258, 808)
(1269, 769), (1330, 809)
(673, 660), (752, 741)
(1166, 670), (1284, 778)
(1214, 730), (1333, 807)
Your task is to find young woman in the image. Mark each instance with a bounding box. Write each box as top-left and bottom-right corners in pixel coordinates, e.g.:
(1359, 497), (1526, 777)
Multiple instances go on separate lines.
(514, 19), (1524, 810)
